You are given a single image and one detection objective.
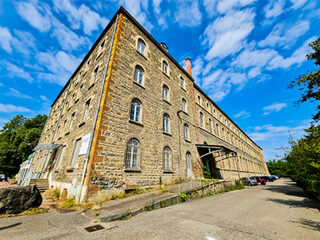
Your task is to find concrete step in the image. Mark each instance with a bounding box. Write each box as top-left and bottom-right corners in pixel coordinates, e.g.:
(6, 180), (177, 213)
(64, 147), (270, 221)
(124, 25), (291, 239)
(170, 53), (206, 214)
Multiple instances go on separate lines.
(30, 179), (49, 192)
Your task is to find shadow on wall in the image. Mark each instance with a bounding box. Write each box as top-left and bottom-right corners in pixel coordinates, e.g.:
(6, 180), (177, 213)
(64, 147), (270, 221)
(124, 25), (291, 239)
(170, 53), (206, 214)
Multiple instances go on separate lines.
(267, 198), (319, 210)
(292, 218), (320, 232)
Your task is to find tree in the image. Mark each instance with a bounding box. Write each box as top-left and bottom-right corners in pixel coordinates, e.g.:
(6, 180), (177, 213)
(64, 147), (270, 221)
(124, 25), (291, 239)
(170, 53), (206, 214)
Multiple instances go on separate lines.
(289, 37), (320, 121)
(0, 114), (47, 177)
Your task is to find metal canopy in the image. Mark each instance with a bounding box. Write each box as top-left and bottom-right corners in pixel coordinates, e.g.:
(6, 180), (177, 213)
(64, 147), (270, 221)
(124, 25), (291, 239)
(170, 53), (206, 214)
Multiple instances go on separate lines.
(196, 144), (237, 159)
(33, 144), (61, 151)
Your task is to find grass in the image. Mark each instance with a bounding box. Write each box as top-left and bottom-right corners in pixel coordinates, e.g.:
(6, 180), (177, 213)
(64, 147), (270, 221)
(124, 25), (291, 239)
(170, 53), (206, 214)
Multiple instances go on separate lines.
(0, 208), (49, 218)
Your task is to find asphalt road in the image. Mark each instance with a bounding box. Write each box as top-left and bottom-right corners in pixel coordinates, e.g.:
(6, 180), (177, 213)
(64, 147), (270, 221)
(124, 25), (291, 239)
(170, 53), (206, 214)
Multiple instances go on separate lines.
(1, 178), (319, 240)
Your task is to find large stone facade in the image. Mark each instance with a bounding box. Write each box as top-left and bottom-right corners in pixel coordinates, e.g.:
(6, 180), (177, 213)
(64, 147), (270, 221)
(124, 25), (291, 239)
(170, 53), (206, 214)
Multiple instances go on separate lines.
(30, 7), (269, 201)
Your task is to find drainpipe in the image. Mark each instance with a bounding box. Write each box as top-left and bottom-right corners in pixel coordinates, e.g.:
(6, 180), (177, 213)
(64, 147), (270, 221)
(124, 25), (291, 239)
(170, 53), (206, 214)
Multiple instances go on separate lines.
(176, 110), (183, 174)
(77, 14), (119, 203)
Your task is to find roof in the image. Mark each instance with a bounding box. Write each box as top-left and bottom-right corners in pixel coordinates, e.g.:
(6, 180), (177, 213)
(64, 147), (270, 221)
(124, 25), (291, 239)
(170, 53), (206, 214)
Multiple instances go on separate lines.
(51, 6), (262, 150)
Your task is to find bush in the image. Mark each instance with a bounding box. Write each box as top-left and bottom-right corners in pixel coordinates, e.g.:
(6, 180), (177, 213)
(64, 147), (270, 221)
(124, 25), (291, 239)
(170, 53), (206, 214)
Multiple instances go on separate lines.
(44, 188), (60, 201)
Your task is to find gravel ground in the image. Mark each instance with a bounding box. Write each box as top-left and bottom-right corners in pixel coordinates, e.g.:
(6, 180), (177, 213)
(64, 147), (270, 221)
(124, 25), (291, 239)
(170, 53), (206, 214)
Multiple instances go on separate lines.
(0, 178), (319, 240)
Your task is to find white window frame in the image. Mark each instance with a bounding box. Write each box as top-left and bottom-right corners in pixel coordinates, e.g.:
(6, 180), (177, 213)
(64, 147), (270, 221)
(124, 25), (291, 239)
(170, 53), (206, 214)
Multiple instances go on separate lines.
(70, 139), (81, 168)
(163, 85), (169, 101)
(125, 138), (140, 169)
(163, 147), (171, 170)
(56, 146), (66, 170)
(184, 124), (189, 141)
(130, 99), (142, 122)
(162, 61), (168, 75)
(180, 77), (184, 89)
(182, 98), (187, 112)
(163, 113), (170, 133)
(134, 66), (144, 85)
(83, 99), (90, 122)
(137, 38), (146, 55)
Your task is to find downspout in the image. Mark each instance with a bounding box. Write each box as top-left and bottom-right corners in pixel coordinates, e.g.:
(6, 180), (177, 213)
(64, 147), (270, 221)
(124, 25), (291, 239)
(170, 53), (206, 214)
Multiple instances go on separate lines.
(176, 110), (183, 175)
(77, 14), (119, 203)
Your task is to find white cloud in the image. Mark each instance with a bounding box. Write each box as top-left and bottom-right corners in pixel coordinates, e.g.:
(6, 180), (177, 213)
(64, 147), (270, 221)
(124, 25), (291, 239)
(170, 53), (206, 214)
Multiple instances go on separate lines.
(0, 103), (32, 113)
(40, 95), (49, 101)
(290, 0), (308, 9)
(267, 37), (315, 70)
(1, 61), (33, 82)
(259, 20), (310, 49)
(51, 17), (91, 51)
(15, 1), (51, 32)
(217, 0), (256, 14)
(53, 0), (108, 35)
(37, 51), (81, 85)
(13, 30), (38, 56)
(174, 0), (202, 27)
(263, 102), (287, 115)
(203, 9), (255, 60)
(6, 88), (34, 100)
(234, 110), (251, 119)
(191, 57), (204, 83)
(0, 26), (13, 53)
(264, 0), (285, 19)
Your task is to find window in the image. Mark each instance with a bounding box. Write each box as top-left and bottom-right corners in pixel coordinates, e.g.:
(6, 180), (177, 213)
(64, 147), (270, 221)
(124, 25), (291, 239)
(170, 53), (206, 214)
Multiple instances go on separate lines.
(162, 60), (168, 75)
(180, 77), (184, 88)
(56, 146), (66, 169)
(198, 95), (201, 104)
(134, 66), (144, 85)
(69, 112), (75, 131)
(83, 99), (90, 121)
(92, 67), (99, 83)
(209, 118), (212, 132)
(101, 40), (105, 48)
(163, 85), (169, 101)
(137, 38), (146, 55)
(216, 123), (219, 136)
(130, 99), (142, 122)
(199, 112), (203, 127)
(182, 98), (187, 112)
(186, 152), (192, 177)
(125, 138), (139, 169)
(70, 139), (81, 168)
(184, 124), (189, 141)
(163, 147), (171, 170)
(163, 113), (170, 133)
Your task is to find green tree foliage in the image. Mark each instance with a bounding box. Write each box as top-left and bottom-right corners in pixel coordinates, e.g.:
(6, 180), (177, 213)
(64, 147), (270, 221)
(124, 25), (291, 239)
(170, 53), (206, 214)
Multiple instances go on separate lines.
(0, 114), (47, 176)
(289, 37), (320, 121)
(285, 125), (320, 194)
(266, 159), (289, 177)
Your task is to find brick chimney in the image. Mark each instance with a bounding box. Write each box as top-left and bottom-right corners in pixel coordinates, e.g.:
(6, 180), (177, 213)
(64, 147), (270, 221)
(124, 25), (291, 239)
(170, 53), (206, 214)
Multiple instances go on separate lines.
(186, 58), (192, 77)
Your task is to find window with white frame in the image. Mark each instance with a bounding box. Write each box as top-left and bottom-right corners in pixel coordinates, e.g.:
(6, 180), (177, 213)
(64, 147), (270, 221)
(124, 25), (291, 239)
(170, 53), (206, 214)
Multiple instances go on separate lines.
(137, 38), (146, 55)
(163, 146), (171, 170)
(125, 138), (139, 169)
(162, 60), (168, 75)
(162, 85), (169, 101)
(92, 67), (99, 83)
(182, 98), (187, 112)
(70, 139), (81, 168)
(180, 77), (184, 88)
(199, 112), (203, 127)
(184, 123), (189, 141)
(163, 113), (170, 133)
(83, 99), (90, 122)
(130, 99), (142, 122)
(134, 65), (144, 85)
(69, 112), (75, 131)
(56, 146), (66, 169)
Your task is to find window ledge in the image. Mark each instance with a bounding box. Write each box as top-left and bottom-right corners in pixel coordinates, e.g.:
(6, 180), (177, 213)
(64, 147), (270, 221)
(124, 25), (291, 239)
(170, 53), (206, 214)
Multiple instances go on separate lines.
(162, 72), (170, 78)
(163, 132), (172, 137)
(96, 52), (103, 61)
(129, 119), (144, 127)
(133, 81), (145, 89)
(163, 170), (174, 174)
(185, 139), (191, 143)
(79, 122), (85, 127)
(65, 131), (70, 136)
(182, 111), (189, 116)
(57, 137), (62, 140)
(163, 99), (171, 105)
(74, 99), (79, 104)
(136, 50), (148, 60)
(66, 168), (74, 172)
(181, 87), (187, 92)
(124, 168), (142, 173)
(88, 82), (95, 90)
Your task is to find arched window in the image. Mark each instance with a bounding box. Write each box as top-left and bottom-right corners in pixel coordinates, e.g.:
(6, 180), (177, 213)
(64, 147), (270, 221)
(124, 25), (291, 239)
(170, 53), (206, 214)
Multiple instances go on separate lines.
(186, 152), (192, 177)
(163, 146), (171, 170)
(182, 98), (187, 112)
(162, 60), (168, 74)
(134, 66), (144, 85)
(125, 138), (140, 168)
(163, 113), (170, 133)
(137, 38), (146, 55)
(209, 118), (212, 132)
(184, 124), (189, 141)
(163, 85), (169, 101)
(216, 123), (219, 136)
(130, 99), (141, 122)
(199, 112), (203, 127)
(198, 95), (201, 104)
(180, 77), (184, 88)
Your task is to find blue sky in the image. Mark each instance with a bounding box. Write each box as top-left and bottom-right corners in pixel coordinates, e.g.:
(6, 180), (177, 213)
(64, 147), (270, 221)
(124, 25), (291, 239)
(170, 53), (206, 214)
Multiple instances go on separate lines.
(0, 0), (319, 161)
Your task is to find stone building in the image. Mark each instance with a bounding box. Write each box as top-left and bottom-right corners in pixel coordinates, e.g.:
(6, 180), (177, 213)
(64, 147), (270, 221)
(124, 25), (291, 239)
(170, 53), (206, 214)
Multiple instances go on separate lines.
(30, 7), (269, 202)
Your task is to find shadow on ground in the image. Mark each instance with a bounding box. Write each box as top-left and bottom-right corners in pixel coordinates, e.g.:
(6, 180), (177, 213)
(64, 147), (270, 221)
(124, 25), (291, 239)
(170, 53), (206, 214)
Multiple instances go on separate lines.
(292, 218), (320, 232)
(0, 222), (22, 231)
(267, 197), (319, 210)
(264, 182), (307, 198)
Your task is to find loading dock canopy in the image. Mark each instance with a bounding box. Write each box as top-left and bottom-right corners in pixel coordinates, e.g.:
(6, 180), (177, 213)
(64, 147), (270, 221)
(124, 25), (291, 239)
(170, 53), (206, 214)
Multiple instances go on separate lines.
(33, 144), (61, 151)
(196, 144), (237, 159)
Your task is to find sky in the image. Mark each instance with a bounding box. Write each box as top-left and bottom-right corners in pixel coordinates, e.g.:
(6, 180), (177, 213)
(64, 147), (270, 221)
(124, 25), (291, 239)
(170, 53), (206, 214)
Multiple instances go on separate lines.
(0, 0), (319, 161)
